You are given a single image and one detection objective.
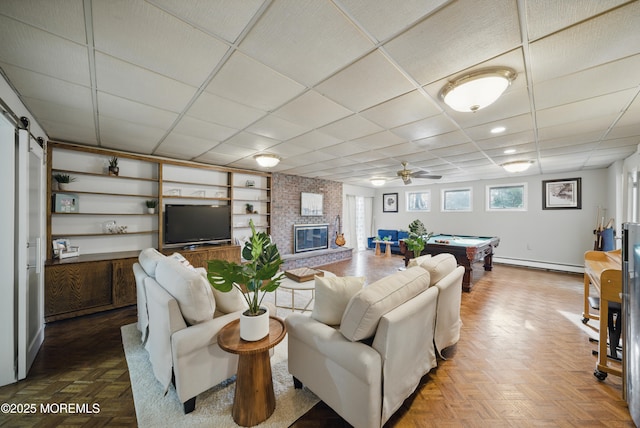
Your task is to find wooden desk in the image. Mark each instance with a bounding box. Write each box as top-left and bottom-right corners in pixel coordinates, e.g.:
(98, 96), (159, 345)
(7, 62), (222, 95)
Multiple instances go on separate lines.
(583, 249), (622, 380)
(217, 317), (286, 426)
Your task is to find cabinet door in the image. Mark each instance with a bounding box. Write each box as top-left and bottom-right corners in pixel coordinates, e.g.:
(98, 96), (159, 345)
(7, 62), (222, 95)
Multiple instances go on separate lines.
(45, 261), (112, 317)
(112, 258), (137, 306)
(176, 246), (241, 269)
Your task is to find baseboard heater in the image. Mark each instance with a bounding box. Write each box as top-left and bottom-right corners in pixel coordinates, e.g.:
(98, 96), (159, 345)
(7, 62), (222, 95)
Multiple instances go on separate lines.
(493, 257), (583, 274)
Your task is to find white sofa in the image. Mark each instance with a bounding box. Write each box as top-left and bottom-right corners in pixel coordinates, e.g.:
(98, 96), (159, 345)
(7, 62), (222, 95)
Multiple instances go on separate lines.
(133, 248), (249, 413)
(286, 253), (464, 428)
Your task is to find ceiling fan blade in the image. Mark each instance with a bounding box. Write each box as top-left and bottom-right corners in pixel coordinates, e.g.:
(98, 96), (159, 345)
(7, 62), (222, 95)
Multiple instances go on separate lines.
(412, 171), (442, 179)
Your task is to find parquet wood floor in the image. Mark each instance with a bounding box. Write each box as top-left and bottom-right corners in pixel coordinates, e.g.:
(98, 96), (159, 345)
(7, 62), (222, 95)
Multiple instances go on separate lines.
(0, 251), (634, 427)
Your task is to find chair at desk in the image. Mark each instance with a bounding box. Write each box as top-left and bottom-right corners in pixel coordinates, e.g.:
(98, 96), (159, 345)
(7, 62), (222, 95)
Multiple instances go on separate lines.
(587, 296), (622, 360)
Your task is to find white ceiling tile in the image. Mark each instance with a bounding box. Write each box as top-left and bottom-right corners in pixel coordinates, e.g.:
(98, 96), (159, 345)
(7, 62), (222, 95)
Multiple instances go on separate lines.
(383, 0), (520, 85)
(98, 116), (166, 153)
(147, 0), (264, 43)
(193, 151), (241, 166)
(267, 142), (317, 158)
(390, 115), (458, 141)
(316, 50), (414, 112)
(223, 131), (281, 151)
(465, 114), (533, 141)
(525, 0), (629, 41)
(318, 115), (384, 141)
(285, 131), (342, 150)
(205, 51), (305, 111)
(430, 142), (481, 158)
(537, 90), (635, 129)
(414, 131), (470, 150)
(206, 142), (255, 158)
(0, 63), (92, 111)
(359, 90), (441, 129)
(529, 2), (640, 82)
(155, 132), (219, 159)
(373, 142), (425, 158)
(273, 91), (353, 129)
(338, 0), (447, 42)
(187, 91), (265, 129)
(97, 92), (178, 130)
(238, 0), (372, 86)
(93, 0), (230, 86)
(0, 15), (89, 85)
(319, 142), (369, 157)
(246, 115), (309, 141)
(172, 116), (237, 142)
(22, 96), (94, 134)
(352, 130), (405, 149)
(0, 0), (86, 43)
(535, 55), (640, 110)
(95, 53), (197, 113)
(476, 130), (535, 151)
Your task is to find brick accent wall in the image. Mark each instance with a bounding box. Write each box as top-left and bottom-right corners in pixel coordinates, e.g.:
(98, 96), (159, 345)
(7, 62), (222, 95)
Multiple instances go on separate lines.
(271, 173), (344, 256)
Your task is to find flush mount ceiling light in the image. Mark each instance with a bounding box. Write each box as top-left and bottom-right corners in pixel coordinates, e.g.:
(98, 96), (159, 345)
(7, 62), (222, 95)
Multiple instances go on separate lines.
(254, 154), (280, 168)
(440, 67), (517, 113)
(501, 160), (533, 173)
(370, 178), (386, 186)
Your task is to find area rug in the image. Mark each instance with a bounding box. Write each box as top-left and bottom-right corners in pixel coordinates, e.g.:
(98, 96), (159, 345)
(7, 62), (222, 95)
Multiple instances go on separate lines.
(121, 322), (319, 428)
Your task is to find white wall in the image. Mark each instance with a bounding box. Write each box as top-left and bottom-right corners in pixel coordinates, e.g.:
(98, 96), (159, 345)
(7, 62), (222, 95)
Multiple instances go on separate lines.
(372, 169), (609, 270)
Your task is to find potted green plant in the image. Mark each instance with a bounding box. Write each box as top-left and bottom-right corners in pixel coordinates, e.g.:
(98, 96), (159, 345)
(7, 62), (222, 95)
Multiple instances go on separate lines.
(53, 173), (76, 191)
(245, 203), (254, 214)
(108, 156), (119, 176)
(404, 219), (433, 258)
(207, 219), (284, 341)
(145, 199), (158, 214)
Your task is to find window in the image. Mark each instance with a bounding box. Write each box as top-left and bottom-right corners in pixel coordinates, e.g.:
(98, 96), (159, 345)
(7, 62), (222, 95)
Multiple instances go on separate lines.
(406, 190), (431, 212)
(441, 188), (472, 212)
(486, 183), (527, 211)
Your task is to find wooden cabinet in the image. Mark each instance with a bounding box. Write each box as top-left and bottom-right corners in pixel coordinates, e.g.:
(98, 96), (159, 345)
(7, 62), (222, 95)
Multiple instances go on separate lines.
(162, 245), (241, 268)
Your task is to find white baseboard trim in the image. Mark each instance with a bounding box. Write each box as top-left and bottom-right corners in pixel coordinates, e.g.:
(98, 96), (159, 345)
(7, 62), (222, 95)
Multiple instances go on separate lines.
(493, 257), (584, 274)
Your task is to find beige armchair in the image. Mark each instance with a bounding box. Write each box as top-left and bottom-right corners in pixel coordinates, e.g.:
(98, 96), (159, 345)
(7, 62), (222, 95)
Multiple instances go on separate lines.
(143, 255), (248, 413)
(286, 267), (440, 428)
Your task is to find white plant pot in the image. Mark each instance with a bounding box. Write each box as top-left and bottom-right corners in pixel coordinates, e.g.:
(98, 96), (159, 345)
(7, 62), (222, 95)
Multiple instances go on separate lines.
(239, 306), (269, 341)
(58, 183), (67, 191)
(147, 208), (156, 214)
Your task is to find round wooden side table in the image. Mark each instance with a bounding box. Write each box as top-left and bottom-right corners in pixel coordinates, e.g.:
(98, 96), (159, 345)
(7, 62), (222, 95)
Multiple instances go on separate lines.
(217, 316), (287, 427)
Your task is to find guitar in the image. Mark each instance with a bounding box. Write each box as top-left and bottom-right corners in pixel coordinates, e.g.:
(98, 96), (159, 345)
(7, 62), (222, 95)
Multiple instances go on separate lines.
(335, 215), (345, 246)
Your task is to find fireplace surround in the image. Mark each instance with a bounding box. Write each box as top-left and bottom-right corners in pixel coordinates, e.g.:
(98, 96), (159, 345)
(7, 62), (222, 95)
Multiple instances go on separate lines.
(294, 224), (329, 253)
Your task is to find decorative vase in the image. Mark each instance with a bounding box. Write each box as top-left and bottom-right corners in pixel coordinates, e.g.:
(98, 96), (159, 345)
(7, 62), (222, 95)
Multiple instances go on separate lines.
(239, 306), (269, 341)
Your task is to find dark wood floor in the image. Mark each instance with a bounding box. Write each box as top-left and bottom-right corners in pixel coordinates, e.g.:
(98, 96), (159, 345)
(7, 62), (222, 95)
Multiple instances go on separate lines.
(0, 251), (634, 427)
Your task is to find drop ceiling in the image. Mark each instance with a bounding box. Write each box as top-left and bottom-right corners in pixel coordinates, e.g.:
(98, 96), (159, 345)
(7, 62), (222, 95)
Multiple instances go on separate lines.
(0, 0), (639, 187)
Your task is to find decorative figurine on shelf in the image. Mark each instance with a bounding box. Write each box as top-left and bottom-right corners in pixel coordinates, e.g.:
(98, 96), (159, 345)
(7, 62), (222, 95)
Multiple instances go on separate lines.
(108, 156), (119, 176)
(246, 203), (254, 214)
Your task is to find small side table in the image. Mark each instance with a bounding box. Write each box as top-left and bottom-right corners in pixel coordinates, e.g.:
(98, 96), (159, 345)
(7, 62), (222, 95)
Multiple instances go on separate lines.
(373, 240), (395, 257)
(217, 317), (287, 427)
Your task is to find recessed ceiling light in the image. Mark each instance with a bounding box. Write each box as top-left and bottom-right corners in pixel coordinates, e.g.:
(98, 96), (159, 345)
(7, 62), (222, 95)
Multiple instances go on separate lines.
(501, 160), (533, 173)
(491, 126), (506, 134)
(504, 149), (516, 154)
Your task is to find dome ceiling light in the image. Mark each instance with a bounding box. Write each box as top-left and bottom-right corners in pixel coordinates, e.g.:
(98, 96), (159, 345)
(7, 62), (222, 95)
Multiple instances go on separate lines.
(501, 160), (533, 173)
(440, 67), (517, 113)
(254, 154), (280, 168)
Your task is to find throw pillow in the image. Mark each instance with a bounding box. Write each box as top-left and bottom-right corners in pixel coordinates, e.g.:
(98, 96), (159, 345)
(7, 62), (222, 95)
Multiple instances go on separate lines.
(138, 247), (165, 277)
(312, 276), (365, 325)
(155, 258), (216, 325)
(198, 270), (248, 314)
(340, 266), (430, 341)
(419, 253), (458, 286)
(407, 253), (431, 268)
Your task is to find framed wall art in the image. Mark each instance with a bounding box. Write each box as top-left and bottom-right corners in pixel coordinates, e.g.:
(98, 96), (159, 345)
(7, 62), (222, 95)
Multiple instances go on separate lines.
(542, 177), (582, 210)
(301, 192), (323, 216)
(382, 193), (398, 213)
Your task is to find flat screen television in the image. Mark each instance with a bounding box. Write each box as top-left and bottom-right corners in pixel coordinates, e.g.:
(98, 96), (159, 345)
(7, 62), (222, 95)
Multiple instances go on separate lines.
(163, 204), (231, 248)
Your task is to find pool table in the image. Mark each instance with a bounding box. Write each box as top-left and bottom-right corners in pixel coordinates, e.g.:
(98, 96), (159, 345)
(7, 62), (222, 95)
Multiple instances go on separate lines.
(400, 234), (500, 292)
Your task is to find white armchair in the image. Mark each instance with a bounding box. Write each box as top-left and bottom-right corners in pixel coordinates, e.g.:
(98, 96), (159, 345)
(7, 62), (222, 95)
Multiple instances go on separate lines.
(286, 267), (439, 428)
(143, 256), (248, 413)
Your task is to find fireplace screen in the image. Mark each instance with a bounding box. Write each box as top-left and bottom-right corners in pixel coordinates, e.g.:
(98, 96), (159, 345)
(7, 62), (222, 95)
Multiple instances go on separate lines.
(294, 224), (329, 253)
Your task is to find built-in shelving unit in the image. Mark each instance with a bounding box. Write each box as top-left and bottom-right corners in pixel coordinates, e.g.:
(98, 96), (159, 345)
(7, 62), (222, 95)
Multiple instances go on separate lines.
(45, 141), (271, 321)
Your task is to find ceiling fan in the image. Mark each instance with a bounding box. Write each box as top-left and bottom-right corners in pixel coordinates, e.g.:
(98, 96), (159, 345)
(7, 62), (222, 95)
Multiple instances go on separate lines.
(396, 161), (442, 185)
